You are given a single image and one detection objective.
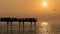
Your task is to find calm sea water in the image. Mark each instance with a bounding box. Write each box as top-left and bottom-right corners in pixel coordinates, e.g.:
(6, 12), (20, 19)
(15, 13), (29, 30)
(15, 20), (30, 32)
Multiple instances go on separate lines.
(0, 22), (60, 34)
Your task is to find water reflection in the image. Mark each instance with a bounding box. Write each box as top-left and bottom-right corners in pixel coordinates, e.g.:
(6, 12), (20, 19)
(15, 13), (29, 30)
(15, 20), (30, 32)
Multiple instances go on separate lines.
(0, 22), (60, 34)
(38, 22), (53, 34)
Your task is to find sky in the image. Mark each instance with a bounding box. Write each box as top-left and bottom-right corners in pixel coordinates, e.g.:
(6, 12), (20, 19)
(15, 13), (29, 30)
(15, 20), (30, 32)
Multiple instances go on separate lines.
(0, 0), (60, 24)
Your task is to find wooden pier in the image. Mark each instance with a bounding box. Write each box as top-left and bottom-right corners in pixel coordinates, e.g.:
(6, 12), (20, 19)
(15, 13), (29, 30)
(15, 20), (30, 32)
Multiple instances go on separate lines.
(0, 17), (38, 34)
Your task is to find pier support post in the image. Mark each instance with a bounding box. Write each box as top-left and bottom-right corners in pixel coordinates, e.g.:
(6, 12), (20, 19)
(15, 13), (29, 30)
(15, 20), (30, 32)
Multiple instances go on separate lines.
(19, 22), (20, 34)
(30, 22), (32, 34)
(7, 22), (9, 34)
(23, 22), (24, 34)
(11, 22), (12, 34)
(34, 22), (36, 34)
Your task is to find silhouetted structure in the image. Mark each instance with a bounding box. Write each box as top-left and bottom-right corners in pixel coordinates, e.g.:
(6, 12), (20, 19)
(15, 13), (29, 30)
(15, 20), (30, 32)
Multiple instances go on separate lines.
(0, 17), (37, 34)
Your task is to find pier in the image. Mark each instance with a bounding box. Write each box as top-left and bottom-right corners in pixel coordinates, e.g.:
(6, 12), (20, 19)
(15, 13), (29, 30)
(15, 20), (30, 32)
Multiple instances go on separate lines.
(0, 17), (38, 34)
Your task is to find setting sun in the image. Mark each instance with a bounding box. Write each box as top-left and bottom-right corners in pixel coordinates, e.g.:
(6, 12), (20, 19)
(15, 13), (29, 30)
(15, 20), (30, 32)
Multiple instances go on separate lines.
(42, 2), (47, 7)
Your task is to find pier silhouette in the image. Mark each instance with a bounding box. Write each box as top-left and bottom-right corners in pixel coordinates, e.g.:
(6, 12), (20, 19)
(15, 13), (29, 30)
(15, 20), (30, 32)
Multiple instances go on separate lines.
(0, 17), (38, 34)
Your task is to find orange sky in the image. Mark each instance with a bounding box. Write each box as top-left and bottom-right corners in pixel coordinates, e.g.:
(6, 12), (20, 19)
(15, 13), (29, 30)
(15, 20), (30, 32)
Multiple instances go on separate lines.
(0, 0), (60, 24)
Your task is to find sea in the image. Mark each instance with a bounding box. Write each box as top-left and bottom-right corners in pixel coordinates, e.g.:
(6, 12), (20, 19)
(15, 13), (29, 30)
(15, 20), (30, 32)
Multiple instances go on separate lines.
(0, 22), (60, 34)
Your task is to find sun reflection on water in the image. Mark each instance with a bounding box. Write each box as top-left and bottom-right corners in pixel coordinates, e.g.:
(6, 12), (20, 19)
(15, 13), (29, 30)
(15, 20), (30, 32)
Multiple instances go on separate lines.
(38, 22), (53, 34)
(41, 22), (49, 27)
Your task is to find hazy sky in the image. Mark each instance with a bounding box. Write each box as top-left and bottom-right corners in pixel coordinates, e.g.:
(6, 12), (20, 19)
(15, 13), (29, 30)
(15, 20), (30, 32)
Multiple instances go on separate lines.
(0, 0), (60, 23)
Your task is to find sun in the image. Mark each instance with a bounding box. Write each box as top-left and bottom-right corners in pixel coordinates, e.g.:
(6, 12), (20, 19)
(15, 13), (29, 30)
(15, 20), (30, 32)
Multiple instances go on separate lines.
(42, 2), (47, 7)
